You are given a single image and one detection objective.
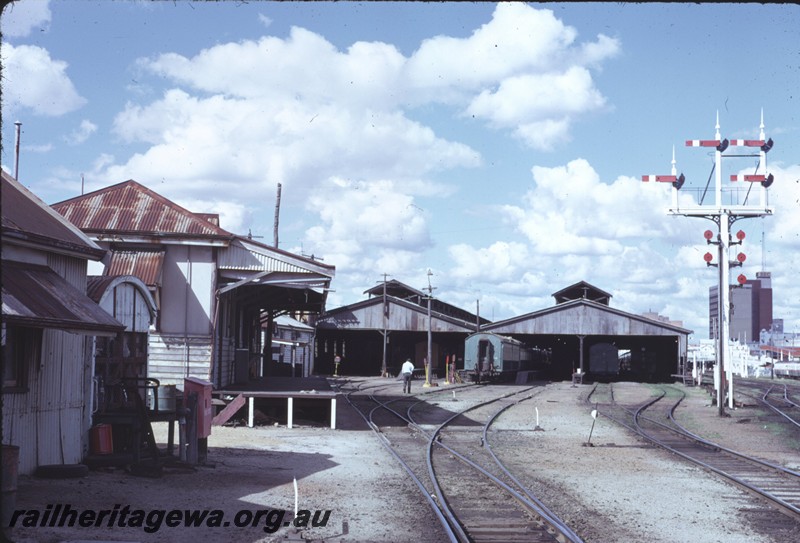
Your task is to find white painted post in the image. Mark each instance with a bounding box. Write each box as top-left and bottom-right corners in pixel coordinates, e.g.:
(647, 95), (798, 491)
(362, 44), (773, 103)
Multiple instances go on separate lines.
(330, 398), (336, 429)
(287, 397), (293, 429)
(248, 397), (254, 428)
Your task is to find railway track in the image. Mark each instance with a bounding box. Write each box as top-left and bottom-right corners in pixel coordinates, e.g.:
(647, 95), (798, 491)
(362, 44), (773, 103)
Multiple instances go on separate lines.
(340, 379), (583, 543)
(589, 382), (800, 530)
(736, 380), (800, 430)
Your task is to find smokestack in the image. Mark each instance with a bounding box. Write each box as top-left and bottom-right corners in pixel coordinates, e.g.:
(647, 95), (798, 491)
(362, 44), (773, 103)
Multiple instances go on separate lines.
(14, 121), (22, 180)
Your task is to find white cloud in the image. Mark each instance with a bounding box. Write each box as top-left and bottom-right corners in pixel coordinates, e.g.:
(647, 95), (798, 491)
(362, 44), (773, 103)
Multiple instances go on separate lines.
(257, 13), (272, 28)
(1, 43), (85, 116)
(303, 177), (433, 273)
(443, 158), (712, 332)
(406, 3), (619, 147)
(1, 0), (51, 38)
(65, 119), (97, 145)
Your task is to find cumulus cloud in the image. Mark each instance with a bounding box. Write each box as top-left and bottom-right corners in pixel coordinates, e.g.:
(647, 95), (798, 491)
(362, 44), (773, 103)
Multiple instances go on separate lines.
(1, 43), (86, 116)
(443, 158), (714, 333)
(1, 0), (51, 38)
(303, 176), (433, 273)
(38, 4), (627, 323)
(65, 119), (97, 145)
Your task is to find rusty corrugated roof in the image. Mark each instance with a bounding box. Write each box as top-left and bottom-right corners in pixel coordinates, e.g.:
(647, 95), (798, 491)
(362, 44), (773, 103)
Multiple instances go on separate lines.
(1, 170), (106, 259)
(51, 180), (234, 240)
(104, 250), (164, 287)
(2, 261), (124, 335)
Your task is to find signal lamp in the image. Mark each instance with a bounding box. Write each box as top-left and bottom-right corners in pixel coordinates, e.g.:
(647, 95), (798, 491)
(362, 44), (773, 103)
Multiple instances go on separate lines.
(704, 252), (713, 263)
(704, 230), (714, 241)
(717, 139), (729, 153)
(761, 138), (774, 153)
(737, 274), (747, 285)
(736, 230), (745, 241)
(762, 173), (774, 188)
(737, 253), (746, 263)
(673, 173), (685, 190)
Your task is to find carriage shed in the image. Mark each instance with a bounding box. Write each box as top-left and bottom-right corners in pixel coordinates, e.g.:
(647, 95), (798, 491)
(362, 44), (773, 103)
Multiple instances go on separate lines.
(313, 280), (485, 376)
(481, 282), (692, 383)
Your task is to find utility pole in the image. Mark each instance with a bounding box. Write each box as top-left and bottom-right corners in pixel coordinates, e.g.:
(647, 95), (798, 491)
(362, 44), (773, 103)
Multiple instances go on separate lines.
(378, 273), (390, 377)
(643, 111), (775, 416)
(423, 270), (437, 388)
(273, 183), (282, 248)
(14, 121), (22, 180)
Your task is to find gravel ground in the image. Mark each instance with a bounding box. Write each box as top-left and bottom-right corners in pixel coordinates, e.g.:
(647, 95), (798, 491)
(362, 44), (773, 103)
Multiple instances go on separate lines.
(5, 378), (799, 543)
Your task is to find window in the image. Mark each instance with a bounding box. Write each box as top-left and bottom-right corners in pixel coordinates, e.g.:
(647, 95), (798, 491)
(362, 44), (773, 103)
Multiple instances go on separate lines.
(94, 331), (148, 385)
(2, 324), (42, 392)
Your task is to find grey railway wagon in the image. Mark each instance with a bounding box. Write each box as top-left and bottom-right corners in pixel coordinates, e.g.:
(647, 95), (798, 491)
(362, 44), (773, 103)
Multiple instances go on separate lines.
(463, 332), (537, 381)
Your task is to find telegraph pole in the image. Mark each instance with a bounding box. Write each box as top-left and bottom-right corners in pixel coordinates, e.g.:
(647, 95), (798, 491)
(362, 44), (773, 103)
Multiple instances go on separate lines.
(643, 111), (775, 416)
(423, 270), (437, 388)
(378, 273), (390, 377)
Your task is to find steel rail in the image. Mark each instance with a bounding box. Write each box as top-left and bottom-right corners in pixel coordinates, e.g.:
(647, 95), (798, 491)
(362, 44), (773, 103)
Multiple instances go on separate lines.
(342, 383), (460, 543)
(481, 393), (585, 543)
(619, 385), (800, 520)
(422, 387), (583, 543)
(761, 385), (800, 430)
(421, 387), (535, 542)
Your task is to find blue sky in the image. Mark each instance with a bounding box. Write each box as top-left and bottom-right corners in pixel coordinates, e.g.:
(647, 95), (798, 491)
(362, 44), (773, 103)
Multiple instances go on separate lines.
(2, 1), (799, 340)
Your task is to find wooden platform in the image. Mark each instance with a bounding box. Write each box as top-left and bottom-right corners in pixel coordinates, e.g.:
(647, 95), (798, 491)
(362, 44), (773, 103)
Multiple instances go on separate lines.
(214, 377), (337, 429)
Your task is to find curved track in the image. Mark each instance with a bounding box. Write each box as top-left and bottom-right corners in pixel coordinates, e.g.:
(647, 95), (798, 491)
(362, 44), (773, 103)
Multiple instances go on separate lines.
(588, 382), (800, 529)
(735, 380), (800, 431)
(338, 378), (583, 543)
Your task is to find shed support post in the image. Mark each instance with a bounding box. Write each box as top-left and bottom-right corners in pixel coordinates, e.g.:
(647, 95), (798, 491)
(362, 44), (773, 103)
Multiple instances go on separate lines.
(578, 335), (586, 374)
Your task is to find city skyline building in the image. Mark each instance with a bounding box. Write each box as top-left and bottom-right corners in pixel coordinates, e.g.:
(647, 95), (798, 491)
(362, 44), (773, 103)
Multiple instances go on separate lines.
(709, 271), (773, 343)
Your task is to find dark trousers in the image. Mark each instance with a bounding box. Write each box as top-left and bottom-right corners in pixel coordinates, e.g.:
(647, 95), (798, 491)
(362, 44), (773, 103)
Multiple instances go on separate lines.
(403, 373), (412, 393)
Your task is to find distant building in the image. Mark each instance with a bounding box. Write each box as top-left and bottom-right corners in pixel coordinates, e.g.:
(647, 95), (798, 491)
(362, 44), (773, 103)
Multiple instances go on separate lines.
(641, 311), (684, 329)
(709, 271), (773, 343)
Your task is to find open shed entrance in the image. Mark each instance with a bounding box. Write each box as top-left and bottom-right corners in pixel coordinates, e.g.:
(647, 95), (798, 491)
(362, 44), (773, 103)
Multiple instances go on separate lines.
(511, 334), (679, 383)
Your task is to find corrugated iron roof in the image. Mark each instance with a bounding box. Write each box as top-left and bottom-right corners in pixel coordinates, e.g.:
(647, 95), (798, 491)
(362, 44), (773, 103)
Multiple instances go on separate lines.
(218, 237), (335, 277)
(86, 275), (117, 303)
(1, 170), (105, 259)
(2, 261), (124, 335)
(551, 281), (612, 305)
(104, 249), (164, 287)
(51, 180), (234, 240)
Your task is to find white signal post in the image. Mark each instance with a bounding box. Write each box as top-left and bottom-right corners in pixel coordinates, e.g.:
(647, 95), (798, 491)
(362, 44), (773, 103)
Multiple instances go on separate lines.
(643, 111), (775, 415)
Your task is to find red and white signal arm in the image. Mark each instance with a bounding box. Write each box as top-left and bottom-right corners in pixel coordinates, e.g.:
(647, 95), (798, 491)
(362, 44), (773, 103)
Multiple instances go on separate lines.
(737, 274), (747, 285)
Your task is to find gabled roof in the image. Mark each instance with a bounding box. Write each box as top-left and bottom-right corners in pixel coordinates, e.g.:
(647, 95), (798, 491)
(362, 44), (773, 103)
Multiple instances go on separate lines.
(273, 314), (314, 331)
(364, 279), (425, 299)
(551, 281), (612, 305)
(484, 297), (692, 336)
(316, 295), (477, 332)
(51, 180), (234, 241)
(1, 170), (105, 260)
(364, 279), (488, 326)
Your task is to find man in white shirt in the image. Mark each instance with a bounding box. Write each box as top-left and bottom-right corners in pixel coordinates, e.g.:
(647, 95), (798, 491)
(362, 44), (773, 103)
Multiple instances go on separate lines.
(401, 358), (414, 394)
